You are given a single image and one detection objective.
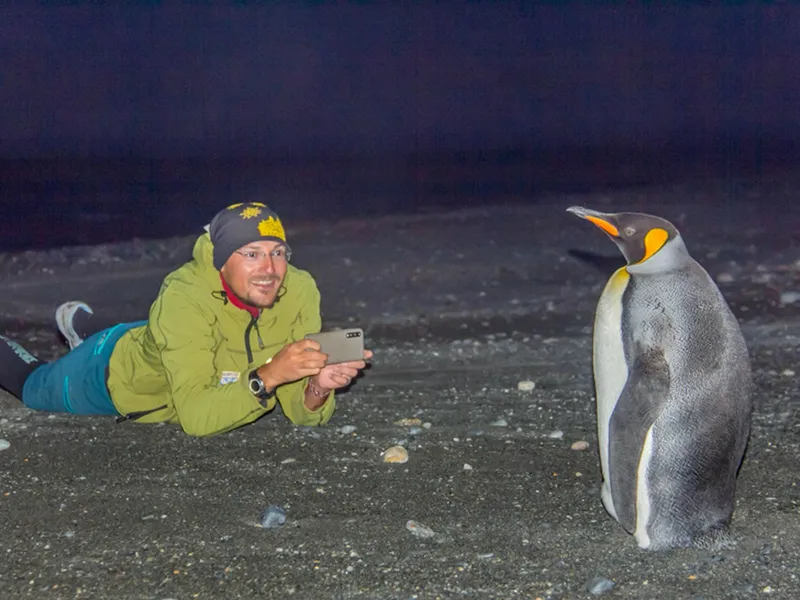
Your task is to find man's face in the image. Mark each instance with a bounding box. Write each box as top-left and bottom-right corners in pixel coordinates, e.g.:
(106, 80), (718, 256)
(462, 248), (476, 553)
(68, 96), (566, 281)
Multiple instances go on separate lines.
(220, 240), (290, 309)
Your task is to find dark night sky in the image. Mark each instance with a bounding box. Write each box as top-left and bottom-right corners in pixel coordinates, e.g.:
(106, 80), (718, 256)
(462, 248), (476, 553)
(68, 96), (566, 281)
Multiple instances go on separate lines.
(1, 4), (798, 158)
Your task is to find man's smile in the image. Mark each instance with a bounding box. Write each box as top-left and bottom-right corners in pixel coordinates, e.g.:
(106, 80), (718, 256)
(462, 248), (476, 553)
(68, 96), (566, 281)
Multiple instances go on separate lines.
(250, 277), (279, 292)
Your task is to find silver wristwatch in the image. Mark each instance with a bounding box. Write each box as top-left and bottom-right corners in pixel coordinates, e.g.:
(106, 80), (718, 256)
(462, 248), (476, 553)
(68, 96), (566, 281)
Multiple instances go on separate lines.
(248, 370), (275, 404)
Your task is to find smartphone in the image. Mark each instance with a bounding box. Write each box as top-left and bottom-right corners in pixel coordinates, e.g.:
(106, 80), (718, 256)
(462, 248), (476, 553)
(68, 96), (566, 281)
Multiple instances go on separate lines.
(305, 328), (365, 365)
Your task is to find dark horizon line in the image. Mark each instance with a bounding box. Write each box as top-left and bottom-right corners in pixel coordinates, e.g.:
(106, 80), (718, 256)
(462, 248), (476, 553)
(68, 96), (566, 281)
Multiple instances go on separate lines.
(1, 133), (799, 164)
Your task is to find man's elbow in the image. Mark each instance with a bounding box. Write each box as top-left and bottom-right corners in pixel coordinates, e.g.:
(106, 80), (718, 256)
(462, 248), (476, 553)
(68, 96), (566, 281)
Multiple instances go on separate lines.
(177, 411), (263, 437)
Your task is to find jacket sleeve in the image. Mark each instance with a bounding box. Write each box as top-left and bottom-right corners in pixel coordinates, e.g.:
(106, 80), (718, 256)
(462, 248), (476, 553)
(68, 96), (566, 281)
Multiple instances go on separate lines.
(149, 285), (272, 437)
(275, 278), (337, 427)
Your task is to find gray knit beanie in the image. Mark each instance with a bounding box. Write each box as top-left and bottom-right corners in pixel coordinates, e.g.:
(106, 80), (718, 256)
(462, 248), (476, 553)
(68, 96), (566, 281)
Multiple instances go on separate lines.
(208, 202), (290, 270)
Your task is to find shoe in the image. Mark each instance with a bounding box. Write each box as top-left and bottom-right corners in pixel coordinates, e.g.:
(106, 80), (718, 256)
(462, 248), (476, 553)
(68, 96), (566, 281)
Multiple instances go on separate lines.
(56, 301), (94, 350)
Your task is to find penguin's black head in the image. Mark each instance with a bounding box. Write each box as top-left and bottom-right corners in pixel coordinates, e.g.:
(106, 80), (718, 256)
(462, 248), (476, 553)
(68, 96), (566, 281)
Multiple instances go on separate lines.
(566, 206), (680, 266)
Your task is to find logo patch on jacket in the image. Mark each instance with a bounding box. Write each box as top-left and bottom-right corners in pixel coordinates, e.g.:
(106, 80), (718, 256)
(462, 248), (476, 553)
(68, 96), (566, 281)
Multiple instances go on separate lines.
(220, 371), (240, 385)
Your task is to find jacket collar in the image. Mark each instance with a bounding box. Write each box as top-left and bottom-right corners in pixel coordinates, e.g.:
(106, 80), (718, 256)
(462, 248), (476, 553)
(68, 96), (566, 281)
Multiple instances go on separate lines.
(219, 273), (260, 319)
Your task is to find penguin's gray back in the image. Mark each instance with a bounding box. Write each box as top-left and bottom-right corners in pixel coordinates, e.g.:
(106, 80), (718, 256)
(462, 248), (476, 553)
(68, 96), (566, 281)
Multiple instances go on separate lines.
(606, 254), (752, 550)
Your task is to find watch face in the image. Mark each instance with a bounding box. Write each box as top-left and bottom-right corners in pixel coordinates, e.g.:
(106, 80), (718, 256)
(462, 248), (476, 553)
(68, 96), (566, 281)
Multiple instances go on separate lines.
(248, 371), (274, 401)
(249, 374), (264, 394)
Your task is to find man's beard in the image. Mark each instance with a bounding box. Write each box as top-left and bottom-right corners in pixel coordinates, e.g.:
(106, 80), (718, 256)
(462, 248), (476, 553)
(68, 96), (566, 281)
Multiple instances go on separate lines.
(240, 285), (284, 310)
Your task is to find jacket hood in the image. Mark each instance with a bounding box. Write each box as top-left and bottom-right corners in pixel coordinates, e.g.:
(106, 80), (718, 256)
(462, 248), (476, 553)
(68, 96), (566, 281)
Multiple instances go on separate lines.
(192, 232), (222, 287)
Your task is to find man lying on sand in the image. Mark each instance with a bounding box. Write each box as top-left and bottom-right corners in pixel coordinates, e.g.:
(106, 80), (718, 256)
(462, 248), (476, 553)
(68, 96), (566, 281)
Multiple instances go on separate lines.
(0, 202), (371, 437)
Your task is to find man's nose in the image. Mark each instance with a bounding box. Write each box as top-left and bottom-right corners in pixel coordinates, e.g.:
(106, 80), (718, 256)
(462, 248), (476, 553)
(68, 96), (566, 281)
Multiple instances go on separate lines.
(260, 254), (276, 272)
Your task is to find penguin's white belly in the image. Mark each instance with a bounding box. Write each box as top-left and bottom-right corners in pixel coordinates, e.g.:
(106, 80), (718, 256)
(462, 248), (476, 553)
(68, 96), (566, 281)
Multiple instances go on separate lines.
(592, 267), (631, 519)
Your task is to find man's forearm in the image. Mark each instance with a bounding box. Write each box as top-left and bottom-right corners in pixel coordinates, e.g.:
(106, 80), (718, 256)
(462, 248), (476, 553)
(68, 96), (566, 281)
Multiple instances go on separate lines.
(256, 362), (332, 412)
(304, 377), (332, 410)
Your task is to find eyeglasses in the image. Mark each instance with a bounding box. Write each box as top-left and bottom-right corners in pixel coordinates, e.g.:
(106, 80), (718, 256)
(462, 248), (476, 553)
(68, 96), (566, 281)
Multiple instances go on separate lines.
(234, 247), (291, 263)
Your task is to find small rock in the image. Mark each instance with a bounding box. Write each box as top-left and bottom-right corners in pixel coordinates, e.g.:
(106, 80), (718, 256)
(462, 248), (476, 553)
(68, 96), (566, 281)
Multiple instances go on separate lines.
(259, 505), (287, 529)
(394, 418), (423, 427)
(548, 430), (564, 439)
(406, 520), (436, 539)
(463, 463), (473, 471)
(338, 425), (357, 435)
(571, 440), (590, 451)
(490, 418), (508, 427)
(407, 426), (424, 436)
(422, 422), (433, 429)
(517, 380), (536, 392)
(586, 576), (615, 595)
(780, 291), (800, 305)
(280, 458), (296, 464)
(716, 273), (735, 284)
(782, 369), (795, 377)
(383, 445), (409, 464)
(0, 439), (10, 451)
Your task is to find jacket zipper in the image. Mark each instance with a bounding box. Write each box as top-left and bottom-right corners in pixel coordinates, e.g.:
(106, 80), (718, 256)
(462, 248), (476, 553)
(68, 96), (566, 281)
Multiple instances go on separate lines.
(243, 312), (264, 364)
(244, 316), (256, 364)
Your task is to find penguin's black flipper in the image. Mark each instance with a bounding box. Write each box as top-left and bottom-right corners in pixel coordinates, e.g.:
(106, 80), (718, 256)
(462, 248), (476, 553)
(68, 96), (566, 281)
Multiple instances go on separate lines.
(607, 343), (671, 534)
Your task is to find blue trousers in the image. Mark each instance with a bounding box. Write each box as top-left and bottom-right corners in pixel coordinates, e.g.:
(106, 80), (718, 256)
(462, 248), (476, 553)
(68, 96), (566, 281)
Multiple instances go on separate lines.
(22, 321), (147, 415)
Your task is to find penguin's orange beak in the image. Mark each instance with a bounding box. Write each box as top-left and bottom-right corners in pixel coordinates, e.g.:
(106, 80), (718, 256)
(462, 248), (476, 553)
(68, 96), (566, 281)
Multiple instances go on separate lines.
(565, 206), (620, 237)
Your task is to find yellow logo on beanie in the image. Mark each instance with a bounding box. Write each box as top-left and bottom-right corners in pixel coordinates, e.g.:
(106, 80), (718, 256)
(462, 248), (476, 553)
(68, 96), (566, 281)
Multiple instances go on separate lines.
(258, 216), (286, 241)
(226, 202), (266, 211)
(240, 206), (262, 219)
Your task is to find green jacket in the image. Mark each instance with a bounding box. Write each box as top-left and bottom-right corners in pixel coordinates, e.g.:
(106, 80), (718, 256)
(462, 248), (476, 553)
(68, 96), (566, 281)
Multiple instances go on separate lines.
(106, 232), (336, 436)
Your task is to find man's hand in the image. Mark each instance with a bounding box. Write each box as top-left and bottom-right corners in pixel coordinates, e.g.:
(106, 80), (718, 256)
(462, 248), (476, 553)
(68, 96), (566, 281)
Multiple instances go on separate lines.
(314, 349), (374, 390)
(304, 349), (374, 410)
(256, 339), (328, 390)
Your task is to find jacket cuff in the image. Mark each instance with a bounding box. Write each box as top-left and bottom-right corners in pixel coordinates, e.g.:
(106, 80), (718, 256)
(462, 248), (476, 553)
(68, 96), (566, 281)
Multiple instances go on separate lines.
(302, 388), (336, 423)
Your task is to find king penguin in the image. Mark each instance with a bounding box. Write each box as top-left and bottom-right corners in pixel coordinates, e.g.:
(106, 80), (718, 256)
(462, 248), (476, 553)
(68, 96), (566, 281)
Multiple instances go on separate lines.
(566, 206), (753, 551)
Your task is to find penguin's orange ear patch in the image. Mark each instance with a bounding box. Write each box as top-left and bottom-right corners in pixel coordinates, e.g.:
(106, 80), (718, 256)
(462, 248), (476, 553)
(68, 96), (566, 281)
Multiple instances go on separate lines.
(642, 228), (669, 261)
(585, 215), (619, 237)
